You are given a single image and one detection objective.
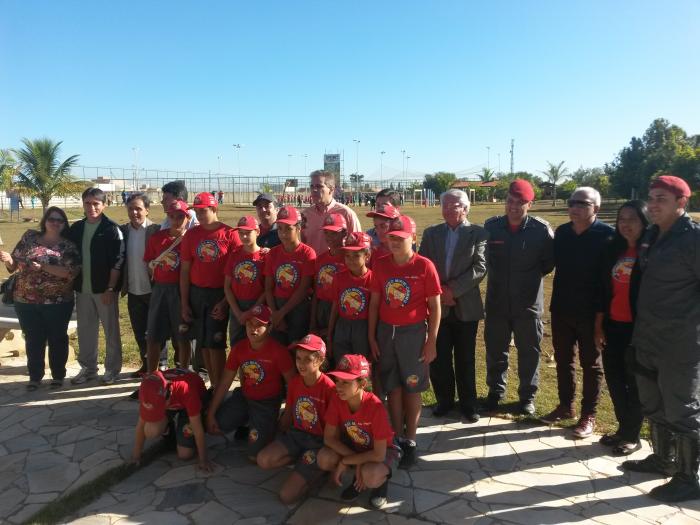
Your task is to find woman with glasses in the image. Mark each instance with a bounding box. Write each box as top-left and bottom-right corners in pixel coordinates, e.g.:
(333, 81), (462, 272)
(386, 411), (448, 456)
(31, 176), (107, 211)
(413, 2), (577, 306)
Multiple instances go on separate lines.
(0, 207), (81, 391)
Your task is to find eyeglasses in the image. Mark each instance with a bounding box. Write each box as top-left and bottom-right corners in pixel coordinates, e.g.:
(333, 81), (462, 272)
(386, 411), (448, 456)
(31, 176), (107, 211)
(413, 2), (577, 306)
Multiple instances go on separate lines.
(46, 217), (65, 224)
(567, 199), (594, 209)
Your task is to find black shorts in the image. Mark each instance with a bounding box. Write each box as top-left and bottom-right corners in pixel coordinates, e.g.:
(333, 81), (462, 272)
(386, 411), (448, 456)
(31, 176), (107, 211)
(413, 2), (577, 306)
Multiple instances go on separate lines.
(332, 317), (370, 363)
(377, 321), (429, 393)
(147, 283), (189, 344)
(189, 285), (229, 351)
(277, 428), (325, 482)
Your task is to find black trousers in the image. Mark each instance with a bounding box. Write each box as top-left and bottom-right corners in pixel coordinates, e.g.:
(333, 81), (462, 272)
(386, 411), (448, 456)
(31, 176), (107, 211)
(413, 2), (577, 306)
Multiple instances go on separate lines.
(602, 320), (643, 442)
(127, 293), (151, 363)
(430, 310), (478, 411)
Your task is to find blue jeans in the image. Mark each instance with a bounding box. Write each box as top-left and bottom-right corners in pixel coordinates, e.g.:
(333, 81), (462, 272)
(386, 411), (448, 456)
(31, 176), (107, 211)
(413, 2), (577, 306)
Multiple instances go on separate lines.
(15, 301), (74, 382)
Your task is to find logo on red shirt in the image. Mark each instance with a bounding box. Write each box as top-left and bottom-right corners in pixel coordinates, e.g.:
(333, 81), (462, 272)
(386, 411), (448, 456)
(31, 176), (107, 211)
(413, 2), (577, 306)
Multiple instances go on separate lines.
(275, 263), (299, 289)
(234, 260), (258, 284)
(240, 360), (265, 386)
(196, 240), (220, 262)
(612, 257), (634, 283)
(294, 396), (319, 430)
(385, 278), (411, 308)
(316, 264), (337, 289)
(340, 288), (367, 316)
(158, 251), (180, 271)
(344, 421), (371, 447)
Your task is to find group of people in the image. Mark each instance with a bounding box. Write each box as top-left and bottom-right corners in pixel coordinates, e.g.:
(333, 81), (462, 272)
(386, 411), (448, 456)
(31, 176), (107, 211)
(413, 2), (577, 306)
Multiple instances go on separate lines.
(2, 168), (699, 507)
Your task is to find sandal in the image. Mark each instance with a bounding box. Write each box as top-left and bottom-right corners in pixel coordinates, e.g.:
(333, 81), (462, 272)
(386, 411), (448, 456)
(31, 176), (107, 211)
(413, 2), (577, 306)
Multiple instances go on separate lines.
(612, 440), (642, 456)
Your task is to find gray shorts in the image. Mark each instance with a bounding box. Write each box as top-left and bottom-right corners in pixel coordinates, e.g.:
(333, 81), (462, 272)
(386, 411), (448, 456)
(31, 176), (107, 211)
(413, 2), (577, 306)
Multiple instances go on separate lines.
(229, 298), (257, 346)
(377, 321), (429, 393)
(189, 285), (228, 351)
(147, 283), (189, 344)
(332, 317), (370, 363)
(271, 296), (310, 345)
(277, 428), (325, 482)
(315, 300), (332, 331)
(215, 388), (281, 456)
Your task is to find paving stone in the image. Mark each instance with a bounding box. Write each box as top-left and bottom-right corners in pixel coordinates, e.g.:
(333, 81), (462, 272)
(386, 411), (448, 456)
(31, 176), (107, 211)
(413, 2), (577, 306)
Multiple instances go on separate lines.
(56, 425), (104, 446)
(67, 459), (123, 493)
(190, 500), (240, 524)
(580, 501), (656, 525)
(0, 451), (26, 475)
(80, 448), (121, 472)
(6, 431), (49, 453)
(422, 499), (491, 525)
(222, 463), (281, 485)
(81, 493), (120, 514)
(474, 478), (559, 507)
(287, 497), (347, 524)
(0, 487), (25, 520)
(113, 485), (158, 515)
(0, 422), (29, 442)
(27, 460), (81, 493)
(158, 482), (211, 509)
(114, 510), (190, 525)
(486, 505), (586, 524)
(25, 491), (59, 504)
(413, 488), (453, 514)
(207, 477), (288, 520)
(20, 407), (52, 430)
(663, 515), (700, 525)
(386, 515), (437, 525)
(410, 469), (473, 495)
(233, 518), (269, 525)
(343, 506), (389, 523)
(8, 502), (44, 524)
(154, 464), (200, 487)
(381, 483), (414, 515)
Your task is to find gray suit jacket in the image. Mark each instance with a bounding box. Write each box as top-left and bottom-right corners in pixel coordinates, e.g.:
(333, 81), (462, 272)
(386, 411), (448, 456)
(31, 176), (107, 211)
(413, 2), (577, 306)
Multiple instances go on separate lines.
(419, 221), (488, 322)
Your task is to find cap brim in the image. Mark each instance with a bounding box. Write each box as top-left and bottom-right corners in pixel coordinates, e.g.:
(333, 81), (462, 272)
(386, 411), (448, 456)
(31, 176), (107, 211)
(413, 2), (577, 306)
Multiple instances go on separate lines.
(342, 245), (369, 251)
(387, 231), (412, 238)
(290, 342), (326, 355)
(233, 225), (258, 231)
(167, 210), (189, 216)
(322, 225), (345, 232)
(253, 198), (272, 205)
(366, 211), (395, 219)
(188, 204), (216, 210)
(275, 218), (298, 225)
(328, 370), (363, 380)
(243, 315), (270, 324)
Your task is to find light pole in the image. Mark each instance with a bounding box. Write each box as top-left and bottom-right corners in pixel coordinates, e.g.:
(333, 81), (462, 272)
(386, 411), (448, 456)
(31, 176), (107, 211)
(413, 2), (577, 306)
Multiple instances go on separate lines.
(232, 144), (242, 176)
(406, 156), (411, 177)
(353, 139), (360, 198)
(486, 146), (491, 170)
(132, 146), (139, 191)
(304, 154), (308, 176)
(217, 155), (221, 175)
(287, 154), (293, 178)
(380, 151), (385, 187)
(401, 149), (406, 178)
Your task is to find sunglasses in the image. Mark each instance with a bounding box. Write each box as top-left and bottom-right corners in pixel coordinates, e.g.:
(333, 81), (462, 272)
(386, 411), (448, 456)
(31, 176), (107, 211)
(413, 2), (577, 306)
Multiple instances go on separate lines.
(567, 199), (594, 209)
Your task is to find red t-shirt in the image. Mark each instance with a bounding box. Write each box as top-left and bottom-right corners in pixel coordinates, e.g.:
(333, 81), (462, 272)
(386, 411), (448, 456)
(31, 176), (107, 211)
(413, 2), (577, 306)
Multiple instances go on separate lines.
(163, 369), (207, 417)
(181, 224), (241, 288)
(333, 268), (373, 320)
(225, 338), (294, 400)
(225, 247), (267, 301)
(263, 242), (317, 299)
(370, 253), (442, 326)
(285, 373), (336, 436)
(367, 245), (390, 269)
(314, 251), (346, 302)
(325, 390), (394, 452)
(144, 230), (183, 284)
(609, 246), (637, 323)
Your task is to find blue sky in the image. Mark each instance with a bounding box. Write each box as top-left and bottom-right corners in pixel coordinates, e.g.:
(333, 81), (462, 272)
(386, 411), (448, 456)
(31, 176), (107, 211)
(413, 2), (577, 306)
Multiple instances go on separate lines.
(1, 1), (698, 181)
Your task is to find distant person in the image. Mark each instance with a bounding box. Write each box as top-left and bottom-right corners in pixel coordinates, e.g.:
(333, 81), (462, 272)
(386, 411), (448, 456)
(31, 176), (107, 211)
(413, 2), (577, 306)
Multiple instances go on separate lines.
(301, 170), (361, 254)
(0, 207), (80, 390)
(68, 188), (125, 385)
(622, 176), (700, 503)
(253, 193), (281, 248)
(121, 191), (127, 206)
(483, 180), (554, 416)
(540, 187), (614, 440)
(217, 190), (224, 205)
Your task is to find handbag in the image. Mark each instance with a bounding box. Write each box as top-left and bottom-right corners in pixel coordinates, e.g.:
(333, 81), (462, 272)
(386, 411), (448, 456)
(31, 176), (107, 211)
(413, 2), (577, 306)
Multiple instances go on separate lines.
(1, 274), (17, 305)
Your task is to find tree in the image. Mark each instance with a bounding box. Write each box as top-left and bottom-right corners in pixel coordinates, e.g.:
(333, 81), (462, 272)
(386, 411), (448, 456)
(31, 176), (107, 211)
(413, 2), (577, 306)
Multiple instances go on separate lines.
(479, 168), (495, 182)
(570, 167), (610, 197)
(0, 148), (18, 192)
(423, 171), (456, 195)
(541, 161), (568, 205)
(14, 138), (84, 213)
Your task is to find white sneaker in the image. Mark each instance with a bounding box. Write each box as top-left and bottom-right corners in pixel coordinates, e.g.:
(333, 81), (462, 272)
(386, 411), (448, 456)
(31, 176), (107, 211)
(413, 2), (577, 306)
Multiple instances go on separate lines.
(101, 371), (118, 385)
(70, 368), (97, 385)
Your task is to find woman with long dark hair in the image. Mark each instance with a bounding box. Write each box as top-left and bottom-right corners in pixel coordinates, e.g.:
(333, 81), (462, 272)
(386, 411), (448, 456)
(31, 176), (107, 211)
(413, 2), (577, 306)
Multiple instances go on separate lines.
(594, 200), (649, 455)
(0, 206), (81, 390)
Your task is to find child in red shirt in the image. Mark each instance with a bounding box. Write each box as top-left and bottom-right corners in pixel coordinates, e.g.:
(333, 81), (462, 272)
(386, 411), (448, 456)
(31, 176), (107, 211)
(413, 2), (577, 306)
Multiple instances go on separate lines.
(368, 215), (442, 469)
(366, 203), (400, 268)
(257, 334), (336, 504)
(317, 354), (401, 509)
(144, 200), (192, 369)
(224, 215), (267, 345)
(132, 368), (211, 471)
(263, 206), (316, 344)
(206, 304), (295, 461)
(310, 213), (347, 337)
(180, 192), (241, 391)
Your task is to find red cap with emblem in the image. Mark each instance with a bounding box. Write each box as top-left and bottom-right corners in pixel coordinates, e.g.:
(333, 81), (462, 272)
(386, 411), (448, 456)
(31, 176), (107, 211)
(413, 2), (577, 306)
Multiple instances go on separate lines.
(289, 333), (326, 358)
(167, 200), (189, 216)
(241, 304), (271, 324)
(509, 179), (535, 202)
(321, 212), (348, 232)
(328, 354), (371, 380)
(275, 206), (302, 225)
(139, 371), (168, 422)
(342, 231), (372, 251)
(234, 215), (260, 231)
(649, 175), (691, 198)
(189, 192), (218, 209)
(387, 215), (416, 239)
(367, 203), (400, 219)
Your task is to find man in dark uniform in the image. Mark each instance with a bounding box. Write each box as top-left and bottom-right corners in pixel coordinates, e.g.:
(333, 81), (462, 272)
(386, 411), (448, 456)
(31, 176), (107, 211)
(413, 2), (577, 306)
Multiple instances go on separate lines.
(253, 193), (281, 248)
(483, 179), (555, 415)
(622, 175), (700, 502)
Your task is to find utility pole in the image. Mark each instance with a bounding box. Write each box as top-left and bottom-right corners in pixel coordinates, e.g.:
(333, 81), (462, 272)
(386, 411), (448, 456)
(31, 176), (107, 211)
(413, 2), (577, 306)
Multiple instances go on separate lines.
(486, 146), (490, 170)
(232, 144), (242, 176)
(380, 151), (385, 187)
(510, 139), (515, 175)
(401, 149), (406, 177)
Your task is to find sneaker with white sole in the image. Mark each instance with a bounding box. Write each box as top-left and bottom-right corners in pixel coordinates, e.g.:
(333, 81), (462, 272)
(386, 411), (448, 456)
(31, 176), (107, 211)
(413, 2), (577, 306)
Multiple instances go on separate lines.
(70, 368), (97, 385)
(370, 480), (389, 509)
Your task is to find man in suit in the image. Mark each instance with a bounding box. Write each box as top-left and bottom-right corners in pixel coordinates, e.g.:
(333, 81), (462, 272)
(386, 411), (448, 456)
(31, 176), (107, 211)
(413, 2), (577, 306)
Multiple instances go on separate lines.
(419, 189), (488, 422)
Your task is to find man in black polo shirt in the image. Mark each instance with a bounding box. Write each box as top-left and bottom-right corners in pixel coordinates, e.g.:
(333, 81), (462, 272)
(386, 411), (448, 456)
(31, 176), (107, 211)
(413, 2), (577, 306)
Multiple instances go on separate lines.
(253, 193), (281, 248)
(541, 187), (614, 439)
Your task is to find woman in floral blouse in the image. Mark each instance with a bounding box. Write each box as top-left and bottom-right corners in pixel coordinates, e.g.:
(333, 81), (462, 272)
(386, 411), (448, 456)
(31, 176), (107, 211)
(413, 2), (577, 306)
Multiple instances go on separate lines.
(0, 207), (81, 390)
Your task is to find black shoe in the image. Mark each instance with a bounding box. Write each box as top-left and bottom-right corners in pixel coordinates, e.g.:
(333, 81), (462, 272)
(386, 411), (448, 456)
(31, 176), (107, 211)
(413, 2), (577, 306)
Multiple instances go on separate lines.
(432, 402), (454, 417)
(129, 389), (139, 400)
(482, 395), (501, 412)
(234, 426), (250, 441)
(369, 480), (389, 509)
(519, 401), (536, 416)
(599, 433), (622, 447)
(650, 473), (700, 502)
(341, 478), (361, 502)
(398, 440), (416, 469)
(460, 407), (480, 424)
(622, 454), (675, 476)
(129, 364), (147, 379)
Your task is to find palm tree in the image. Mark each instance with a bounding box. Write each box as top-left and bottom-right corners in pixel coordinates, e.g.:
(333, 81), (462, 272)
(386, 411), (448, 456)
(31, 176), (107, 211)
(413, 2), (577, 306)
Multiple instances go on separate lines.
(479, 167), (495, 182)
(13, 138), (83, 213)
(541, 161), (568, 206)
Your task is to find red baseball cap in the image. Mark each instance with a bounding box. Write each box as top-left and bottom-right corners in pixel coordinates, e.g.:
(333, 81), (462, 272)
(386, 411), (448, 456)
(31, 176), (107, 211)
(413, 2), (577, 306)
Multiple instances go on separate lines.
(167, 200), (189, 216)
(367, 203), (400, 220)
(276, 206), (302, 225)
(139, 371), (168, 423)
(234, 215), (260, 231)
(328, 354), (371, 380)
(190, 192), (218, 209)
(342, 231), (372, 251)
(387, 215), (416, 238)
(322, 213), (348, 232)
(289, 333), (326, 358)
(241, 304), (271, 324)
(649, 175), (691, 198)
(509, 179), (535, 202)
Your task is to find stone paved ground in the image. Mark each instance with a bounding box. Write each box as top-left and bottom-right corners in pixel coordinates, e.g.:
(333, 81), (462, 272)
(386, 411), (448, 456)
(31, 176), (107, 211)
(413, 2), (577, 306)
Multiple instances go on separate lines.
(3, 354), (700, 525)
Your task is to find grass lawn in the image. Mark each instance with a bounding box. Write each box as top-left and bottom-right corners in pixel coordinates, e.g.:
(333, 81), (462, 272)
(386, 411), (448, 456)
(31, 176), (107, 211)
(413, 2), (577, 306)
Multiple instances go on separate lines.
(1, 198), (676, 436)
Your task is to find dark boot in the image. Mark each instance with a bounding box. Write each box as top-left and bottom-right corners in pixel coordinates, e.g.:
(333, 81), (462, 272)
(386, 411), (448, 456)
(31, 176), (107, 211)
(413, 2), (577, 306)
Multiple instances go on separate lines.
(622, 422), (677, 476)
(650, 434), (700, 503)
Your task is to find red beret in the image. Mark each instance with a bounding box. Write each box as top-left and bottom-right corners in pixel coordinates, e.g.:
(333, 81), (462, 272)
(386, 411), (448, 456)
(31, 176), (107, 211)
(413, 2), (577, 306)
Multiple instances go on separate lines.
(649, 175), (691, 198)
(509, 179), (535, 202)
